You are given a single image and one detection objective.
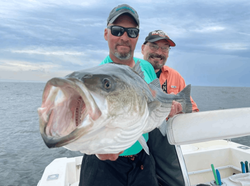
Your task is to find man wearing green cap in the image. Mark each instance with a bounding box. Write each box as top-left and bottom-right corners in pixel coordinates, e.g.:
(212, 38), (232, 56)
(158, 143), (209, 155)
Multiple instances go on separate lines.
(78, 4), (181, 186)
(79, 4), (183, 186)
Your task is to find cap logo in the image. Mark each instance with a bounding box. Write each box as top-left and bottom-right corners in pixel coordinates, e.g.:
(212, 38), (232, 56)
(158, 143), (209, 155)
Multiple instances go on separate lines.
(152, 30), (169, 38)
(116, 6), (135, 14)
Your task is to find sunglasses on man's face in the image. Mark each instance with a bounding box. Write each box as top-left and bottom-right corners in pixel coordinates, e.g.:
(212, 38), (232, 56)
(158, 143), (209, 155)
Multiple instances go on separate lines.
(107, 26), (139, 38)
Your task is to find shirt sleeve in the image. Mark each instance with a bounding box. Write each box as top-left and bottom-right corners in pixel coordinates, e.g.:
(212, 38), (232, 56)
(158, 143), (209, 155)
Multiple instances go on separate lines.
(100, 55), (112, 65)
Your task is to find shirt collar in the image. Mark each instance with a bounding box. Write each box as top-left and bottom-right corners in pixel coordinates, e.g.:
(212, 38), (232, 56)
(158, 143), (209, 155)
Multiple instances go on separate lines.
(162, 65), (169, 72)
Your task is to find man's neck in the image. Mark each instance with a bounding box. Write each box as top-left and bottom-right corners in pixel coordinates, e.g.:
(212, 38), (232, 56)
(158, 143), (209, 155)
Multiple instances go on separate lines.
(155, 69), (162, 78)
(109, 55), (135, 67)
(155, 69), (160, 73)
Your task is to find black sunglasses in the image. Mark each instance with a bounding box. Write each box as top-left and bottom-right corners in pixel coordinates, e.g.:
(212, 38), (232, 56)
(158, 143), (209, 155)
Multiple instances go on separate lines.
(107, 26), (139, 38)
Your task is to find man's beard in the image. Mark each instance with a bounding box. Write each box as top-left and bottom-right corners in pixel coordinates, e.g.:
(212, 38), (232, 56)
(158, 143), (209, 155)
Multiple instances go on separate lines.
(114, 51), (131, 60)
(146, 53), (167, 70)
(114, 42), (132, 60)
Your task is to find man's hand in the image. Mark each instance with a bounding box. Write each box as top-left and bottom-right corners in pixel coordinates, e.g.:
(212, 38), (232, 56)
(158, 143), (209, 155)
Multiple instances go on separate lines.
(95, 151), (124, 161)
(168, 100), (182, 118)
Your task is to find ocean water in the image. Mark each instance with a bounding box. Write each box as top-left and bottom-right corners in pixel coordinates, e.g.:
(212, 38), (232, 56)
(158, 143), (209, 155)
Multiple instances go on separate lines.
(0, 82), (250, 186)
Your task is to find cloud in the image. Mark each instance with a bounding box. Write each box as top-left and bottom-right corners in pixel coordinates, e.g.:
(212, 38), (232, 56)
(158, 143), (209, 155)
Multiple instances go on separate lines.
(0, 69), (70, 82)
(1, 0), (250, 86)
(11, 49), (86, 56)
(192, 26), (225, 33)
(0, 46), (109, 82)
(0, 59), (59, 72)
(215, 43), (248, 51)
(0, 59), (72, 82)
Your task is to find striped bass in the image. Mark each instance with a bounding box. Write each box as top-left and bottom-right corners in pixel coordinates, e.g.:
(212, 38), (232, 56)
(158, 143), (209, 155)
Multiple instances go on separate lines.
(38, 62), (192, 154)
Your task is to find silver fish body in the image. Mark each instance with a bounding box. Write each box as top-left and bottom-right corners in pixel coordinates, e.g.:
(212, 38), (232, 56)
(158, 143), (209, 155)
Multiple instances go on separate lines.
(38, 62), (192, 154)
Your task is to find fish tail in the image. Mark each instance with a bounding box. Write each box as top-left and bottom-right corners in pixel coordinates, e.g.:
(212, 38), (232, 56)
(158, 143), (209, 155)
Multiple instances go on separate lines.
(176, 84), (192, 113)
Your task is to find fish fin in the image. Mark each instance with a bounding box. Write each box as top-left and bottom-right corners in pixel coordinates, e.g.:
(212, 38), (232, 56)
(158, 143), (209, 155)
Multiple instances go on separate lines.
(158, 120), (167, 136)
(138, 136), (150, 155)
(146, 84), (192, 132)
(149, 78), (161, 88)
(132, 61), (145, 80)
(148, 101), (161, 112)
(176, 84), (192, 113)
(149, 83), (192, 114)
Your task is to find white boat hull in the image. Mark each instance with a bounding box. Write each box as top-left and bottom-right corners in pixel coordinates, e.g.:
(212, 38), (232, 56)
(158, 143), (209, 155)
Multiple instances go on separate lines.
(37, 140), (250, 186)
(38, 108), (250, 186)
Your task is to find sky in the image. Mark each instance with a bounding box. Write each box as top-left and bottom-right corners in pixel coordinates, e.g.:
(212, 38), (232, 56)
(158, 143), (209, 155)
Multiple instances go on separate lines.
(0, 0), (250, 87)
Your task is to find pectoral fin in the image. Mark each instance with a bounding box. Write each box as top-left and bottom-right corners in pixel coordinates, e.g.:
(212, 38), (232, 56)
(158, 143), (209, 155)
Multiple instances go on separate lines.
(148, 101), (161, 112)
(138, 136), (150, 155)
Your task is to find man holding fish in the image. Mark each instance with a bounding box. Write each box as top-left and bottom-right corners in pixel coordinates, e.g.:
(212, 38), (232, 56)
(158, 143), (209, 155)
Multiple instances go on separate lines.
(37, 3), (195, 186)
(78, 4), (193, 186)
(78, 4), (162, 186)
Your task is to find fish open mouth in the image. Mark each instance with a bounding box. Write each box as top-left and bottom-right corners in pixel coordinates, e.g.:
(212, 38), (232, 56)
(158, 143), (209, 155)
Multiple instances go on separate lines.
(38, 77), (101, 148)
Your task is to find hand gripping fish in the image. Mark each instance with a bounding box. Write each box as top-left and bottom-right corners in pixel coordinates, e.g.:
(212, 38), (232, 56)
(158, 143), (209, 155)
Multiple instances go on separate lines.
(38, 62), (192, 155)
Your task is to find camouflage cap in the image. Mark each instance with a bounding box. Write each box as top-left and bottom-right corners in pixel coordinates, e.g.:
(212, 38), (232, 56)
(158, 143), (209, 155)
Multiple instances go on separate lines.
(144, 30), (176, 46)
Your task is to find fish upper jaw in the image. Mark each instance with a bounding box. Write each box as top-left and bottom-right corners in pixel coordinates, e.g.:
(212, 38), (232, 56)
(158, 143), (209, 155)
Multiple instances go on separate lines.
(38, 77), (102, 148)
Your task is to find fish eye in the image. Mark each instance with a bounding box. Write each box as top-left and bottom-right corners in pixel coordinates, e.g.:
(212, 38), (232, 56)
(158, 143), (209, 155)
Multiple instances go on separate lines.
(103, 78), (111, 90)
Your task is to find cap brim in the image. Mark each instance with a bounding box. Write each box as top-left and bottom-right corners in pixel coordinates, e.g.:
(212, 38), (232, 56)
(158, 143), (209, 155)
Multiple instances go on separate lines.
(147, 37), (176, 47)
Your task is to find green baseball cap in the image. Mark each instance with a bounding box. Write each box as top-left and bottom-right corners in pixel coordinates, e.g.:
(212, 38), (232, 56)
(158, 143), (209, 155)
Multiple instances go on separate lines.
(107, 4), (139, 27)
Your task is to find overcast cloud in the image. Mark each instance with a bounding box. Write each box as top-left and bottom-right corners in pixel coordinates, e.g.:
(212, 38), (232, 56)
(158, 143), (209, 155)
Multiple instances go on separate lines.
(0, 0), (249, 86)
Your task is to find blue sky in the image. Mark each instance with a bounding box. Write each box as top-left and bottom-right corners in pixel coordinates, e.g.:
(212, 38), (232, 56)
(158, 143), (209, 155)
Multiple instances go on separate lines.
(1, 0), (250, 87)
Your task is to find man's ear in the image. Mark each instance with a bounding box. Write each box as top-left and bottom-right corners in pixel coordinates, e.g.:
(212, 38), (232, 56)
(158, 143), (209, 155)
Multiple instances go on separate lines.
(141, 44), (145, 55)
(104, 28), (108, 41)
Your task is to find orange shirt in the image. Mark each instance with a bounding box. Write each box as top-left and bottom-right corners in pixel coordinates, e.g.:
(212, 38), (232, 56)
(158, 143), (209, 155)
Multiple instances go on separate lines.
(159, 66), (199, 112)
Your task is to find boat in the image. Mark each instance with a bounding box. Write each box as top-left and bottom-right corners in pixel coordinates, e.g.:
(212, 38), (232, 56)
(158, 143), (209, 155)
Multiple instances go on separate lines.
(37, 107), (250, 186)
